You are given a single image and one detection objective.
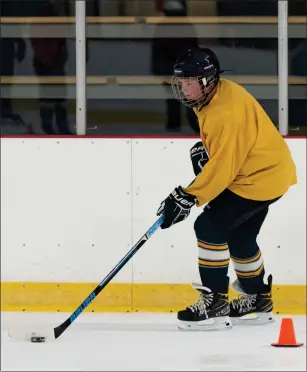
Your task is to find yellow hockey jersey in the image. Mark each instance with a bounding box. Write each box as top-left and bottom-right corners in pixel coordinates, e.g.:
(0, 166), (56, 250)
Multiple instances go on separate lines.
(184, 79), (297, 206)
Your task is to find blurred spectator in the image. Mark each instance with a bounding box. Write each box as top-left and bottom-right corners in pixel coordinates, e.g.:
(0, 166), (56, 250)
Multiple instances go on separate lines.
(29, 0), (72, 134)
(151, 0), (199, 133)
(0, 0), (27, 127)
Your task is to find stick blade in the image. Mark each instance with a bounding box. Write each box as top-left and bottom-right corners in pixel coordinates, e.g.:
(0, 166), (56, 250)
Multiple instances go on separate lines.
(8, 326), (55, 342)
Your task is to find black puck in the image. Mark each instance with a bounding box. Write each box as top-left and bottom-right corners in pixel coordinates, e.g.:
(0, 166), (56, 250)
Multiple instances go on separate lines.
(30, 336), (46, 343)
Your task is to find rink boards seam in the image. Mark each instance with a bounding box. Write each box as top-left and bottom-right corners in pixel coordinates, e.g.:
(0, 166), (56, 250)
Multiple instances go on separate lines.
(1, 283), (306, 314)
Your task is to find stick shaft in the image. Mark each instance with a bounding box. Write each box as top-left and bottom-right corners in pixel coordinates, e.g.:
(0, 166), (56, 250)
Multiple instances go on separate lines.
(53, 215), (164, 339)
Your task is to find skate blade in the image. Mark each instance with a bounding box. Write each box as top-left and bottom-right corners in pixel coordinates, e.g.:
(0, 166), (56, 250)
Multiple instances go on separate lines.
(231, 312), (274, 326)
(177, 316), (232, 331)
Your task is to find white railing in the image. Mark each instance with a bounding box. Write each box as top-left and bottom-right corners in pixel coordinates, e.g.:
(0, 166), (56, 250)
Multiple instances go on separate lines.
(278, 1), (288, 136)
(76, 1), (87, 136)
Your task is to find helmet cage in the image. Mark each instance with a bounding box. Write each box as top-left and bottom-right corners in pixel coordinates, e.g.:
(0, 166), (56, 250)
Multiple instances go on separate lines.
(171, 75), (219, 108)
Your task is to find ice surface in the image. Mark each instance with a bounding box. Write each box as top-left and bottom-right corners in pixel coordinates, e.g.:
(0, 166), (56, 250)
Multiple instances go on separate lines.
(1, 312), (306, 371)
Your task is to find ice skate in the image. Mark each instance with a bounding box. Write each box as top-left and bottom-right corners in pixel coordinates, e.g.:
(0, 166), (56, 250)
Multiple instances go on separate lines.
(230, 274), (274, 325)
(177, 283), (232, 331)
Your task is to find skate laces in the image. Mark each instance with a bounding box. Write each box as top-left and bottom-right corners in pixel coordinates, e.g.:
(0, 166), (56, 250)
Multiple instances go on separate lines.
(188, 292), (214, 316)
(231, 294), (256, 313)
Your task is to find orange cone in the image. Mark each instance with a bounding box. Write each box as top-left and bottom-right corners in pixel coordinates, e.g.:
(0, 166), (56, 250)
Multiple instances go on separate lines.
(272, 318), (304, 347)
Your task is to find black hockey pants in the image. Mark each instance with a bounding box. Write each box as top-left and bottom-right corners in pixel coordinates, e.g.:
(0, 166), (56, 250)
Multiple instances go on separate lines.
(194, 189), (281, 294)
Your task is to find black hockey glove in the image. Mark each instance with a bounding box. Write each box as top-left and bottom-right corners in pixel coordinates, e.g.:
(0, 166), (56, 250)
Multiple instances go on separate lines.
(157, 186), (196, 229)
(190, 141), (209, 176)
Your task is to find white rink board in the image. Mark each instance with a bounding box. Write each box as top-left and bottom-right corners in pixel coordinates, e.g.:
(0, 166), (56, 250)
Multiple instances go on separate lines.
(1, 137), (306, 285)
(131, 138), (200, 284)
(0, 138), (132, 283)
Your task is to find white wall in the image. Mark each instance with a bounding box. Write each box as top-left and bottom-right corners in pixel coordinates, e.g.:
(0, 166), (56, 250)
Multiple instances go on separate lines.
(1, 138), (306, 285)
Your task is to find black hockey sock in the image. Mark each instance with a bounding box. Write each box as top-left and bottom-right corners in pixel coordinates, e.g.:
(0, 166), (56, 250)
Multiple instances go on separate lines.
(197, 239), (230, 293)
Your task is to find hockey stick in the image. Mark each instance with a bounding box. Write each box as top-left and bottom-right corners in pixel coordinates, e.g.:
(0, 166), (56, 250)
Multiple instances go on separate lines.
(8, 215), (165, 342)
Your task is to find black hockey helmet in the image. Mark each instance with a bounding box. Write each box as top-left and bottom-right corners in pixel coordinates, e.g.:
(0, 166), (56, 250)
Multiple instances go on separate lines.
(171, 48), (221, 108)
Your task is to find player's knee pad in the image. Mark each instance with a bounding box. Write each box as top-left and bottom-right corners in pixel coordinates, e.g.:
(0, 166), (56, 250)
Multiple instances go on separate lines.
(194, 208), (227, 245)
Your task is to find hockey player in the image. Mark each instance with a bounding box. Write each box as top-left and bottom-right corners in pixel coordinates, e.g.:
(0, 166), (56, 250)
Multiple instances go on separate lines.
(157, 48), (297, 330)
